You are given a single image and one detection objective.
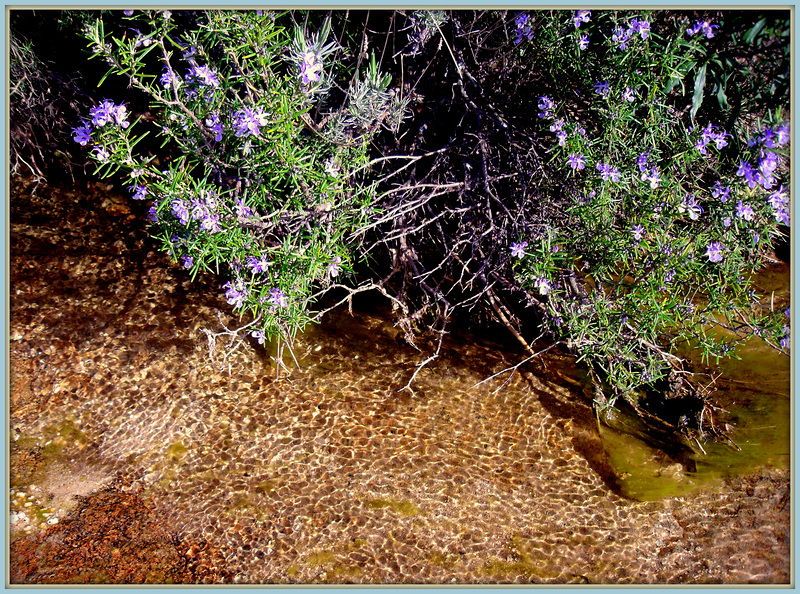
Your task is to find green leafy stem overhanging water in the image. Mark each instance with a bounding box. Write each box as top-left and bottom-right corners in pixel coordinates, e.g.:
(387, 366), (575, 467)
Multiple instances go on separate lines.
(510, 10), (789, 399)
(74, 9), (790, 449)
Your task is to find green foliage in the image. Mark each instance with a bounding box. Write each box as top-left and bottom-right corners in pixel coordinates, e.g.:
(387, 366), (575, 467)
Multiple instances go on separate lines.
(511, 9), (789, 406)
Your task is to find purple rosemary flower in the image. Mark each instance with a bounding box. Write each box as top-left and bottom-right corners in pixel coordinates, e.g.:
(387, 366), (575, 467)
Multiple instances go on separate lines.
(768, 186), (788, 209)
(186, 64), (221, 89)
(612, 27), (632, 50)
(160, 67), (181, 90)
(578, 34), (590, 50)
(695, 123), (727, 154)
(735, 199), (755, 221)
(181, 255), (193, 269)
(127, 184), (146, 201)
(510, 241), (528, 258)
(710, 129), (729, 150)
(268, 287), (288, 309)
(190, 197), (207, 222)
(636, 153), (649, 172)
(760, 127), (778, 148)
(232, 106), (269, 138)
(573, 10), (591, 28)
(641, 167), (660, 189)
(622, 87), (635, 102)
(594, 80), (610, 98)
(234, 197), (253, 218)
(90, 99), (129, 128)
(147, 205), (158, 223)
(736, 160), (757, 189)
(535, 277), (551, 295)
(223, 281), (248, 309)
(327, 256), (342, 278)
(759, 151), (780, 177)
(687, 20), (719, 39)
(131, 28), (151, 49)
(514, 13), (534, 44)
(632, 225), (645, 242)
(324, 158), (340, 178)
(596, 162), (620, 182)
(681, 195), (703, 220)
(537, 96), (555, 119)
(89, 99), (115, 127)
(711, 181), (730, 202)
(775, 206), (790, 226)
(705, 241), (724, 263)
(72, 123), (92, 145)
(247, 255), (270, 274)
(199, 211), (222, 233)
(300, 51), (323, 84)
(630, 18), (651, 39)
(775, 123), (790, 145)
(250, 329), (267, 345)
(111, 104), (129, 128)
(171, 199), (190, 225)
(204, 113), (224, 141)
(568, 154), (586, 170)
(779, 326), (790, 349)
(754, 172), (775, 190)
(92, 145), (110, 162)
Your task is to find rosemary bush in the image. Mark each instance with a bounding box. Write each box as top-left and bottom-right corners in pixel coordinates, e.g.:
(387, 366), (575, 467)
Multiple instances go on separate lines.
(73, 9), (790, 444)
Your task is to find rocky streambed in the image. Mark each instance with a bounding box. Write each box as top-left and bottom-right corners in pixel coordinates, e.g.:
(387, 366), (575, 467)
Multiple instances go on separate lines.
(8, 176), (790, 584)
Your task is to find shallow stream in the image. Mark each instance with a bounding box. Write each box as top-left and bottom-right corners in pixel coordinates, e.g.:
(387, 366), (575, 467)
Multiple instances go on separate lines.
(8, 176), (791, 583)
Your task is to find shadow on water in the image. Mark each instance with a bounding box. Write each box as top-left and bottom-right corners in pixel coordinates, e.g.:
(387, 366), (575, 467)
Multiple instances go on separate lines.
(592, 261), (791, 501)
(299, 283), (790, 503)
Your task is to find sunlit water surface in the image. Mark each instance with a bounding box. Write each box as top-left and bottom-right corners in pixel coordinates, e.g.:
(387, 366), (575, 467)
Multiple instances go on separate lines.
(9, 177), (790, 583)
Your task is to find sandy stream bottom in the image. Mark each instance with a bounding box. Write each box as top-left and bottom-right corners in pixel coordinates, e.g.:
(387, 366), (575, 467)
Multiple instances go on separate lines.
(8, 176), (790, 584)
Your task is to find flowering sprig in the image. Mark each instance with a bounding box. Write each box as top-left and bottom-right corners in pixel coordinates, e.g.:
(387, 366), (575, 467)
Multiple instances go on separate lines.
(705, 241), (725, 263)
(300, 51), (323, 84)
(573, 10), (591, 28)
(514, 13), (534, 44)
(687, 19), (719, 39)
(596, 162), (620, 182)
(568, 153), (586, 170)
(232, 105), (269, 138)
(90, 98), (130, 128)
(510, 241), (528, 258)
(289, 16), (339, 97)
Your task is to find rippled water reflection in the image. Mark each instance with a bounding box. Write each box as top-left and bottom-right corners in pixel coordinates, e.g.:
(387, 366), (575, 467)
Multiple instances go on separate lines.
(9, 177), (790, 583)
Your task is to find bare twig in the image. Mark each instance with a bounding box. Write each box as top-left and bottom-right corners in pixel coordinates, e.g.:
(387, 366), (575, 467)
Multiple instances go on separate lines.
(470, 338), (558, 394)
